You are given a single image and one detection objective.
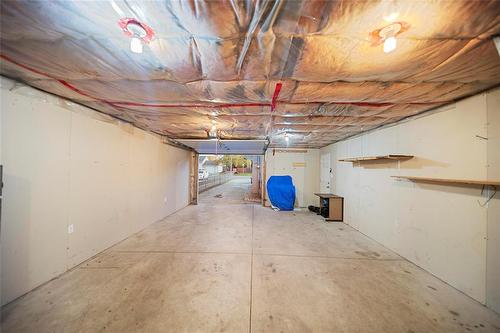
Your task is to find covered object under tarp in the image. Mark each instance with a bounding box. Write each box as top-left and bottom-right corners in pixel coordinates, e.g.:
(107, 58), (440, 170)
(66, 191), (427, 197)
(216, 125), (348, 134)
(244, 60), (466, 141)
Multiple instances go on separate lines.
(267, 175), (296, 211)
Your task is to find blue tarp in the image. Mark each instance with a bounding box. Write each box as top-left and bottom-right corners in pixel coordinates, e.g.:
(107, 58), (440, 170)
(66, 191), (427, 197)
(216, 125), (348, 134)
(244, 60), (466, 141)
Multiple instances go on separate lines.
(266, 175), (296, 211)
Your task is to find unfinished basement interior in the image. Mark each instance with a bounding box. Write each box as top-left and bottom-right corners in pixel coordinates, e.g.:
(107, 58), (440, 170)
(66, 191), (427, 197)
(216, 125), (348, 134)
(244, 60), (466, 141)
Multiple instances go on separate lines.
(1, 1), (500, 332)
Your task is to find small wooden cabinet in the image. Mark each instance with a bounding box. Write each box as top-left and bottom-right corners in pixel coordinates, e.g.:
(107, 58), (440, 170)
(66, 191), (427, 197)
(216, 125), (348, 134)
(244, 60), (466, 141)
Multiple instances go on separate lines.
(314, 193), (344, 222)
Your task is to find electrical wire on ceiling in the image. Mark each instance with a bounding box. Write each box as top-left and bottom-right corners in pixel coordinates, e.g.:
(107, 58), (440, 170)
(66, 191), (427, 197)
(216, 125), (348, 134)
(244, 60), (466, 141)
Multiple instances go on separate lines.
(1, 1), (499, 148)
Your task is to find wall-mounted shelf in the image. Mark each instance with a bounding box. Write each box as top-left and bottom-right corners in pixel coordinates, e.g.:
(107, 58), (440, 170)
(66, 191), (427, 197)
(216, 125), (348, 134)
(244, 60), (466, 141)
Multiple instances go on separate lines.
(339, 155), (414, 163)
(391, 176), (500, 187)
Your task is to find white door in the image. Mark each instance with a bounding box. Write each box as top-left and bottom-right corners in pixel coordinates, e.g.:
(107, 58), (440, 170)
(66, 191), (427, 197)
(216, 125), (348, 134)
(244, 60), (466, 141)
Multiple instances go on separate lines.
(320, 152), (331, 193)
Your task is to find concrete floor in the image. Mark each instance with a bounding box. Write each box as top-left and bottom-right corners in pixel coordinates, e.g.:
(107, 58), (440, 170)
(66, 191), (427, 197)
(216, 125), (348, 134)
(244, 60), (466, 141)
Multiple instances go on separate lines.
(2, 178), (500, 332)
(201, 176), (254, 205)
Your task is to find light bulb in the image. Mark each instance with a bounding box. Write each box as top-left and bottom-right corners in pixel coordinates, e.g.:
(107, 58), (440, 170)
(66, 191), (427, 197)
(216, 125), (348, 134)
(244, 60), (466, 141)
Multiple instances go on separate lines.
(285, 135), (289, 142)
(211, 125), (217, 131)
(211, 119), (217, 124)
(130, 37), (143, 53)
(383, 36), (397, 53)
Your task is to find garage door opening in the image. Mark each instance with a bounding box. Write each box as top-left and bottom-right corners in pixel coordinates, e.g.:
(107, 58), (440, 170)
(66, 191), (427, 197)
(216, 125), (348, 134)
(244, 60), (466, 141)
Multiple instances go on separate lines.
(197, 154), (264, 204)
(179, 139), (268, 205)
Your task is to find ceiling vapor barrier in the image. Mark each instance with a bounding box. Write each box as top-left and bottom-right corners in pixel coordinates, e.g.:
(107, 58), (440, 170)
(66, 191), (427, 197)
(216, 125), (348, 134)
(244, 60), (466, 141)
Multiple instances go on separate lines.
(1, 0), (500, 148)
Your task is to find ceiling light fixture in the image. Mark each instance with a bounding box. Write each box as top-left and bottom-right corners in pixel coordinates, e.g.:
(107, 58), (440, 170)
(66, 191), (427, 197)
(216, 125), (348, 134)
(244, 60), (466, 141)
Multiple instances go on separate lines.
(370, 21), (409, 53)
(118, 18), (154, 54)
(208, 123), (218, 139)
(128, 23), (147, 53)
(379, 23), (400, 53)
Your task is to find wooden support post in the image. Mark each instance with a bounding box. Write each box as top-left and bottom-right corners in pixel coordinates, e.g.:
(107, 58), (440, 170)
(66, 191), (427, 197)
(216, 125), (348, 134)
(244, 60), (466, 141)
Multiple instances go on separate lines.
(190, 152), (199, 205)
(261, 153), (267, 206)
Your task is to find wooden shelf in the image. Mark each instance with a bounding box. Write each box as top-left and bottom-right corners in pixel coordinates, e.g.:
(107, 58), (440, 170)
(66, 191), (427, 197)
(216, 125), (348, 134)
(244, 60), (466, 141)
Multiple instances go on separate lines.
(339, 155), (414, 162)
(391, 176), (500, 187)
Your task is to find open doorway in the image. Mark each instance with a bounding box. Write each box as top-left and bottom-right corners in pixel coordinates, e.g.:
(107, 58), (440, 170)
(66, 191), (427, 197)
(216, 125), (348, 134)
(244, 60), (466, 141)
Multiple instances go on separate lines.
(197, 155), (263, 204)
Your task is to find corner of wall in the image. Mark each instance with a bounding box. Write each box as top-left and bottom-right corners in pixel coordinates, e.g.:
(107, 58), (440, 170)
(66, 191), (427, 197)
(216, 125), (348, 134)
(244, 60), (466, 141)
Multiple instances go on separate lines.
(319, 91), (497, 307)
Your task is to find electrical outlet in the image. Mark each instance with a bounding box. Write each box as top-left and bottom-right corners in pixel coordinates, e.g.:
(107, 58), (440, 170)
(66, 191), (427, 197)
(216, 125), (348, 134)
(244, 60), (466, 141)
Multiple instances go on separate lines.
(68, 224), (74, 234)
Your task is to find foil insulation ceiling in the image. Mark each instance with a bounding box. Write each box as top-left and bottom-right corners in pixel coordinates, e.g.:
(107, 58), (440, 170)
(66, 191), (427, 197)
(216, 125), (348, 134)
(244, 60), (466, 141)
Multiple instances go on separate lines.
(1, 0), (500, 148)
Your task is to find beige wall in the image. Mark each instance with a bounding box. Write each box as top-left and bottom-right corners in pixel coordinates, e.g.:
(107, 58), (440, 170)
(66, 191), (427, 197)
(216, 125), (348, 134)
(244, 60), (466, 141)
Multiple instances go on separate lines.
(265, 149), (319, 208)
(486, 90), (500, 313)
(320, 89), (500, 312)
(0, 77), (191, 305)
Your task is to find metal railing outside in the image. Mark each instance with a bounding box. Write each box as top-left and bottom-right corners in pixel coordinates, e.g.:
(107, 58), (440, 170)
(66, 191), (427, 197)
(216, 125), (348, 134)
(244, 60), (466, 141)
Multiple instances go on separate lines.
(199, 171), (234, 193)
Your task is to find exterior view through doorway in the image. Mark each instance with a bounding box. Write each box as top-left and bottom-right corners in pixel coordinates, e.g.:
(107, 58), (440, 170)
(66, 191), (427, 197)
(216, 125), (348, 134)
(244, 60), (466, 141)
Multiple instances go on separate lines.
(197, 154), (264, 204)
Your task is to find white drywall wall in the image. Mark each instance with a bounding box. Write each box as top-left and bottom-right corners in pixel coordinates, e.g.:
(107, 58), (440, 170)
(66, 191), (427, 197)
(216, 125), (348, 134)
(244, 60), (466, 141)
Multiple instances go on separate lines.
(265, 149), (319, 207)
(0, 76), (2, 308)
(486, 89), (500, 313)
(320, 90), (499, 312)
(0, 77), (191, 305)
